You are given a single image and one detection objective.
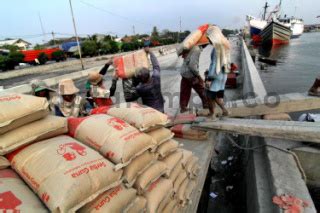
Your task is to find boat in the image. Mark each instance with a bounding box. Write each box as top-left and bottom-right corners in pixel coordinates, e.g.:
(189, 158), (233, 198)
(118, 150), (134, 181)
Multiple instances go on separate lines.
(278, 17), (304, 38)
(260, 20), (292, 46)
(247, 15), (267, 43)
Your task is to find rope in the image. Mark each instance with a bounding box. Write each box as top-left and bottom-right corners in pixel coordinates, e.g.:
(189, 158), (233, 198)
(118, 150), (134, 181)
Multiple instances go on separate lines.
(225, 134), (307, 182)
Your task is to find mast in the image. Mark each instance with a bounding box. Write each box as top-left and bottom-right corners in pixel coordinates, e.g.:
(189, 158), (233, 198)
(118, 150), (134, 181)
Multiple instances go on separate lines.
(262, 2), (269, 20)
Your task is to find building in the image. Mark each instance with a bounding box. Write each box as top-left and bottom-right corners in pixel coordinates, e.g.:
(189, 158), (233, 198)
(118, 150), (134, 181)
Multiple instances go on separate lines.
(0, 39), (31, 50)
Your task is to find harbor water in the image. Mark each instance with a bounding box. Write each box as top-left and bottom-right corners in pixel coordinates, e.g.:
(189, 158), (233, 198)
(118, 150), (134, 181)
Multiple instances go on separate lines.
(255, 32), (320, 119)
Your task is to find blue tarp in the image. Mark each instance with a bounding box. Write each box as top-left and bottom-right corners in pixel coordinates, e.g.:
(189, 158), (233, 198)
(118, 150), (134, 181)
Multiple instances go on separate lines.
(61, 41), (80, 52)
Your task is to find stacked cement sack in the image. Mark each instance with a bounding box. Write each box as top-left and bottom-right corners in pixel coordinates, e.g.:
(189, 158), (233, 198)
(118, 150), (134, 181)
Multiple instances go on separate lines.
(0, 94), (201, 212)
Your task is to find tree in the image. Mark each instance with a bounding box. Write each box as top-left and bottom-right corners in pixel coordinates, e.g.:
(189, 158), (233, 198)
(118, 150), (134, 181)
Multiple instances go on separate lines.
(0, 52), (24, 71)
(37, 52), (48, 65)
(151, 26), (160, 41)
(0, 44), (20, 52)
(100, 41), (112, 55)
(109, 40), (119, 53)
(52, 50), (66, 62)
(81, 40), (98, 57)
(34, 44), (45, 50)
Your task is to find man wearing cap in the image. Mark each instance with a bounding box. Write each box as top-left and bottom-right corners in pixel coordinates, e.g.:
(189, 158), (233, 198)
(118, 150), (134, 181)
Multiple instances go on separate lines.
(87, 70), (113, 108)
(135, 42), (164, 112)
(30, 79), (56, 101)
(178, 43), (209, 113)
(52, 78), (87, 117)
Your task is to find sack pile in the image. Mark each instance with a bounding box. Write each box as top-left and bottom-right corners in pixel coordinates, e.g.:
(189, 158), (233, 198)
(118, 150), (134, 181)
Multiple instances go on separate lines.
(113, 50), (150, 79)
(91, 103), (169, 132)
(165, 108), (197, 127)
(171, 124), (209, 141)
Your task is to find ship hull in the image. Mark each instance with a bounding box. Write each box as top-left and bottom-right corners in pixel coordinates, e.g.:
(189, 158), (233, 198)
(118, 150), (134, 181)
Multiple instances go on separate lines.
(260, 21), (292, 46)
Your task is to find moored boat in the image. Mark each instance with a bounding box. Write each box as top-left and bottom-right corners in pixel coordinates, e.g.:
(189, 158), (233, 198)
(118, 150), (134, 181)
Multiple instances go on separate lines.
(260, 21), (292, 46)
(278, 17), (304, 38)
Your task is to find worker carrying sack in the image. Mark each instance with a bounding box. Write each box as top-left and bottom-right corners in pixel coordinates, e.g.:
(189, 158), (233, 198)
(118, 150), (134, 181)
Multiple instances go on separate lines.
(91, 103), (169, 131)
(113, 50), (150, 79)
(79, 184), (137, 213)
(144, 178), (174, 213)
(147, 127), (174, 146)
(134, 161), (167, 195)
(171, 124), (209, 141)
(68, 114), (155, 170)
(7, 135), (123, 213)
(0, 156), (10, 169)
(161, 150), (183, 177)
(124, 196), (147, 213)
(176, 24), (209, 55)
(123, 151), (157, 187)
(157, 139), (180, 159)
(0, 93), (49, 135)
(0, 115), (67, 155)
(0, 169), (47, 212)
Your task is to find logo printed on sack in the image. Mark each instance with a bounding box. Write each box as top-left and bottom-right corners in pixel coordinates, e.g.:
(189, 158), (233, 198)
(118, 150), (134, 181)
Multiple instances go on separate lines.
(57, 142), (87, 161)
(0, 191), (22, 211)
(107, 117), (128, 131)
(41, 192), (50, 203)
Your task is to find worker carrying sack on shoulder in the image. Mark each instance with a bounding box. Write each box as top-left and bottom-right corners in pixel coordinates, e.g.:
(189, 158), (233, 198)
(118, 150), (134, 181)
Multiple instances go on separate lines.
(91, 103), (169, 131)
(68, 114), (155, 170)
(0, 115), (67, 155)
(7, 135), (123, 213)
(113, 50), (150, 79)
(0, 93), (49, 135)
(79, 184), (137, 213)
(0, 169), (47, 212)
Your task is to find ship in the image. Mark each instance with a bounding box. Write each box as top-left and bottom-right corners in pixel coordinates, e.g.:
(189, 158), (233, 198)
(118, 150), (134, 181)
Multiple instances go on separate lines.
(260, 20), (292, 46)
(278, 17), (304, 38)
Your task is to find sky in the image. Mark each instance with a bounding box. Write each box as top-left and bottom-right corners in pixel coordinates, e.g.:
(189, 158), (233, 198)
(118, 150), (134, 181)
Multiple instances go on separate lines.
(1, 0), (319, 44)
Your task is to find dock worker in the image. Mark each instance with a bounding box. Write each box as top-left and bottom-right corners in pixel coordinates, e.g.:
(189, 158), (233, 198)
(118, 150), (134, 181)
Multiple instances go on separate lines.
(135, 44), (164, 112)
(178, 43), (209, 113)
(30, 79), (56, 111)
(308, 75), (320, 97)
(205, 25), (231, 121)
(52, 78), (87, 117)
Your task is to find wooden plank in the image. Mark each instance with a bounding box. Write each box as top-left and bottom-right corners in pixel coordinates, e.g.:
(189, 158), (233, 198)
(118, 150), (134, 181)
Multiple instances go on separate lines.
(222, 92), (320, 117)
(193, 118), (320, 143)
(175, 133), (216, 213)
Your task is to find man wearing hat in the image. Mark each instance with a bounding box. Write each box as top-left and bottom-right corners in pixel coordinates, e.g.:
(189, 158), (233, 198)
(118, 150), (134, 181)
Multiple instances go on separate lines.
(135, 41), (165, 112)
(30, 79), (56, 100)
(87, 71), (112, 108)
(178, 40), (209, 113)
(52, 78), (87, 117)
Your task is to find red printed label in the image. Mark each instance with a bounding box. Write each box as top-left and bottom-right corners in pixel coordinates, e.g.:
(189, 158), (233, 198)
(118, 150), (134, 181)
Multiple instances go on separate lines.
(107, 117), (129, 131)
(57, 142), (87, 161)
(94, 185), (123, 210)
(0, 95), (21, 102)
(0, 191), (22, 211)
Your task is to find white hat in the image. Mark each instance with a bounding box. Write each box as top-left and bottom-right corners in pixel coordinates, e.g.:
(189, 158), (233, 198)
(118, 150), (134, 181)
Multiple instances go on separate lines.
(58, 79), (79, 95)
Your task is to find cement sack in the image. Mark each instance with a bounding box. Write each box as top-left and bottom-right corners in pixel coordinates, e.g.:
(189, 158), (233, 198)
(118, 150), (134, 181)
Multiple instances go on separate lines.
(134, 161), (167, 194)
(181, 24), (209, 50)
(157, 139), (180, 159)
(186, 156), (199, 179)
(91, 103), (169, 131)
(124, 196), (147, 213)
(79, 184), (137, 213)
(113, 50), (150, 79)
(166, 109), (197, 127)
(68, 114), (155, 170)
(161, 150), (183, 177)
(169, 161), (183, 183)
(0, 93), (49, 135)
(0, 169), (47, 212)
(147, 127), (174, 146)
(123, 151), (157, 187)
(162, 198), (178, 213)
(157, 188), (174, 213)
(171, 124), (209, 141)
(190, 163), (200, 179)
(177, 179), (196, 207)
(263, 113), (292, 121)
(180, 149), (193, 169)
(144, 178), (173, 213)
(173, 171), (187, 194)
(0, 156), (10, 169)
(7, 135), (123, 213)
(0, 115), (67, 155)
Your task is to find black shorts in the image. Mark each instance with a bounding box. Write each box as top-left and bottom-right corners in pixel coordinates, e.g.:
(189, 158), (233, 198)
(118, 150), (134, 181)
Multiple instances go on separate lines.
(206, 90), (224, 99)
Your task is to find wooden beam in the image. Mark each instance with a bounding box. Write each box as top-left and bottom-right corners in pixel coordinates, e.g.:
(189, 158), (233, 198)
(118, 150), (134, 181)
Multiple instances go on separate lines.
(222, 93), (320, 117)
(193, 118), (320, 143)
